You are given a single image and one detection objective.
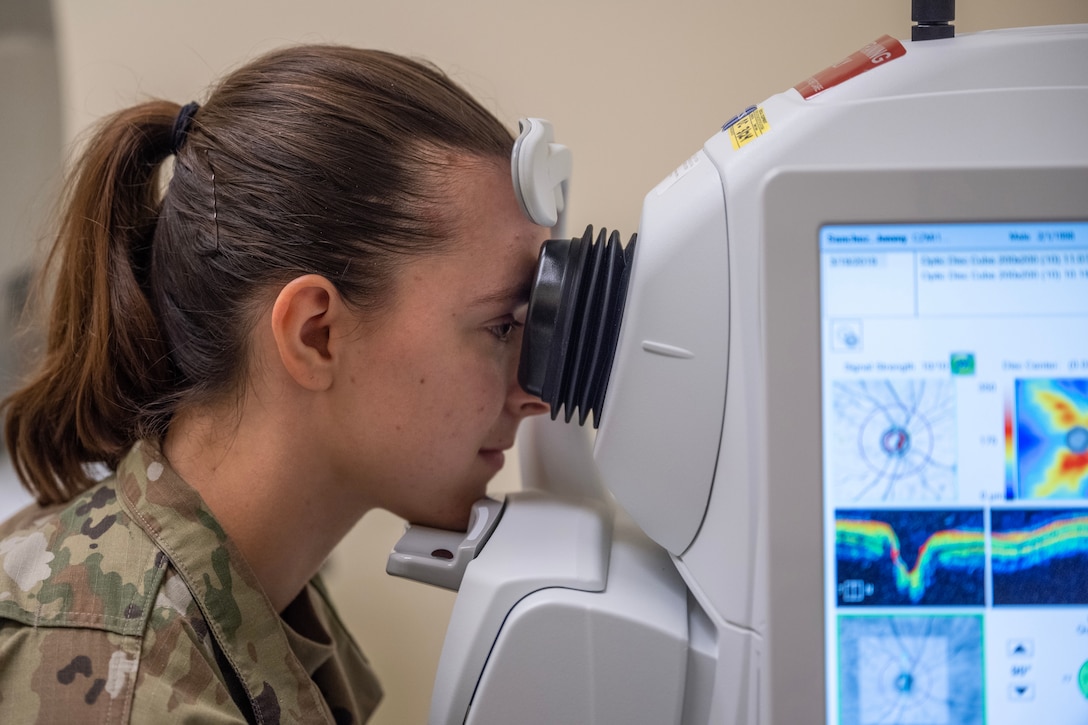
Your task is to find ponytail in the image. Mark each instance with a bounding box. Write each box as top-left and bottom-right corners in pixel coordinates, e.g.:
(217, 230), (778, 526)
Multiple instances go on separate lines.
(3, 101), (180, 504)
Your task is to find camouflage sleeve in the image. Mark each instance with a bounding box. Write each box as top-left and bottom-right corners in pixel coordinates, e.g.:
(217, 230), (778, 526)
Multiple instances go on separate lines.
(0, 569), (250, 724)
(0, 495), (146, 723)
(0, 623), (140, 722)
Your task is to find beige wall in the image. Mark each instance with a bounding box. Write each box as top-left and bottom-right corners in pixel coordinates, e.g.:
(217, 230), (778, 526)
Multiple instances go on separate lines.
(28, 1), (1088, 722)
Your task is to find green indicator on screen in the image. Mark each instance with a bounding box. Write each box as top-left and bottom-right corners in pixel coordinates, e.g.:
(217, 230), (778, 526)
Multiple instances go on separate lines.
(950, 352), (976, 376)
(1079, 660), (1088, 698)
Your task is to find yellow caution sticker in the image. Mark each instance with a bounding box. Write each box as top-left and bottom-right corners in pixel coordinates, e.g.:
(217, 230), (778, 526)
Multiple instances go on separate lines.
(727, 107), (770, 150)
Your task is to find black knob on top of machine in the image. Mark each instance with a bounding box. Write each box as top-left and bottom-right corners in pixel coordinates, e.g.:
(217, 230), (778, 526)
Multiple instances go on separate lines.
(912, 0), (955, 40)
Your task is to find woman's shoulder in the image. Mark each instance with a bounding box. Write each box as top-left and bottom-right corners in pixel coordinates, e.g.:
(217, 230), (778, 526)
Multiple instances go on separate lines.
(0, 476), (168, 633)
(0, 477), (181, 723)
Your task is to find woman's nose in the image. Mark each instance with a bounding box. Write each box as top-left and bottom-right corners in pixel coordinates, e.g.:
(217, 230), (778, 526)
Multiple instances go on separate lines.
(508, 377), (550, 418)
(508, 347), (550, 418)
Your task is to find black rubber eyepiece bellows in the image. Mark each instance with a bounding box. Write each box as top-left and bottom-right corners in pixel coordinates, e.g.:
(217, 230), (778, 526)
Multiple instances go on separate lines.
(518, 225), (637, 427)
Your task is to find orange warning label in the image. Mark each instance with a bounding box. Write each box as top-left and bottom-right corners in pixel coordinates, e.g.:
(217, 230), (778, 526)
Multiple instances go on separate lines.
(794, 35), (907, 100)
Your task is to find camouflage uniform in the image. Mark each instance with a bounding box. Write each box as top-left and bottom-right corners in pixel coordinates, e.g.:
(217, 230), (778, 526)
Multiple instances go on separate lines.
(0, 440), (382, 723)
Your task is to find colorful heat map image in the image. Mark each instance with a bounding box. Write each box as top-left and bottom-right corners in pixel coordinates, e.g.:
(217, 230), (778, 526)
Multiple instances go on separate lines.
(835, 510), (984, 607)
(991, 508), (1088, 605)
(838, 615), (983, 725)
(1013, 378), (1088, 499)
(830, 380), (957, 504)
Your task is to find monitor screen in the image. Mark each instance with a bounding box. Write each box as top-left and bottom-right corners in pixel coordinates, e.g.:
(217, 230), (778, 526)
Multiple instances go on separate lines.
(818, 220), (1088, 725)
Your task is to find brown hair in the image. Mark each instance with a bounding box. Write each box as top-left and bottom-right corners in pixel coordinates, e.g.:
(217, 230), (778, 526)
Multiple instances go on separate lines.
(4, 45), (514, 504)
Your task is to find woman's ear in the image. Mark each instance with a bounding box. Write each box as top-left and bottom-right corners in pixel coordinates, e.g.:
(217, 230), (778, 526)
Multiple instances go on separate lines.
(270, 274), (343, 392)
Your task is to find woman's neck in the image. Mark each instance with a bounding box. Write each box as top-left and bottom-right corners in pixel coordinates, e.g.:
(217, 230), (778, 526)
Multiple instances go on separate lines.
(162, 400), (371, 612)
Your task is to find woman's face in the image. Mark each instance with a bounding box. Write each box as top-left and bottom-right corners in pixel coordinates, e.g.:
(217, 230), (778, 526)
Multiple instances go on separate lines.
(332, 157), (551, 530)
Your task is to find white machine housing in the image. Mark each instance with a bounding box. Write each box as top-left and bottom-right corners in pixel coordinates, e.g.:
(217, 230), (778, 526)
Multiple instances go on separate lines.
(394, 24), (1088, 725)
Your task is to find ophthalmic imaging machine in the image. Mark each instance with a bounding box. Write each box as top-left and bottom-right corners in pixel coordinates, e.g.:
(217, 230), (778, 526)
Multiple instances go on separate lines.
(387, 12), (1088, 725)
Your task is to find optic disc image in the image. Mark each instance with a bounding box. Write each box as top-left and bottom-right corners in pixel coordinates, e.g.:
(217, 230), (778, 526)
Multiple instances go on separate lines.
(1015, 378), (1088, 499)
(830, 380), (957, 503)
(836, 509), (985, 606)
(991, 508), (1088, 605)
(838, 615), (983, 725)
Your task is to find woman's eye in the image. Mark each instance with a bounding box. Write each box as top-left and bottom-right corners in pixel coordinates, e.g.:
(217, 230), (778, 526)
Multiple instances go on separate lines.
(488, 320), (523, 343)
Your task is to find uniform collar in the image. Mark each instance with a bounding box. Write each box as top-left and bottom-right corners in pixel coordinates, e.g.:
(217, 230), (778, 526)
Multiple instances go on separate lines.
(115, 441), (332, 724)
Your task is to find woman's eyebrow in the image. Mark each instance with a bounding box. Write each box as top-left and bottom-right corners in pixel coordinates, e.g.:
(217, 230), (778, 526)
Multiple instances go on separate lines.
(469, 280), (531, 309)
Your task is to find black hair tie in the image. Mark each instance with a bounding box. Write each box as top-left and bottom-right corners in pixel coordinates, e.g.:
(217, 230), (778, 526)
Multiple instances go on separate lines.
(170, 101), (201, 155)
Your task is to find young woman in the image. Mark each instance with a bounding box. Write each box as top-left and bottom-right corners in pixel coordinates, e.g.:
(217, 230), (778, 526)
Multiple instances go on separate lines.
(0, 45), (549, 723)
